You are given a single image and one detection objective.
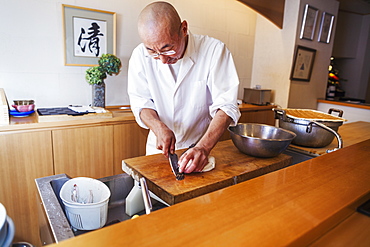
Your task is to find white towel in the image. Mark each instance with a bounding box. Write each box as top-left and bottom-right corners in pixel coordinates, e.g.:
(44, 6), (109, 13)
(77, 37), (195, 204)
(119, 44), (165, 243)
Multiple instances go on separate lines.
(187, 156), (215, 172)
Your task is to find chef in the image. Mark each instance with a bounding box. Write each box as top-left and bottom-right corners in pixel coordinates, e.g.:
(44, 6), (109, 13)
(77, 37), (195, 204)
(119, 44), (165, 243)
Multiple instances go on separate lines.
(128, 1), (240, 173)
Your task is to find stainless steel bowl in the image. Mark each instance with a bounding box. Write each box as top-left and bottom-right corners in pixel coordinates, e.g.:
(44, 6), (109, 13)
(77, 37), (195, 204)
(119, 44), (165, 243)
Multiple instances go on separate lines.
(228, 123), (296, 158)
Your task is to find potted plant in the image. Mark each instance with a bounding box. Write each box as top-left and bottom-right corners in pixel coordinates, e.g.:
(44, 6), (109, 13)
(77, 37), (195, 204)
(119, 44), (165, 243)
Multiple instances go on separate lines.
(85, 54), (122, 107)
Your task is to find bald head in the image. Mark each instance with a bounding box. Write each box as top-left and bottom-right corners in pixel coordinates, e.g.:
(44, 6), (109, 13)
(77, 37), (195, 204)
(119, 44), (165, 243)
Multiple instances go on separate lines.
(138, 2), (181, 41)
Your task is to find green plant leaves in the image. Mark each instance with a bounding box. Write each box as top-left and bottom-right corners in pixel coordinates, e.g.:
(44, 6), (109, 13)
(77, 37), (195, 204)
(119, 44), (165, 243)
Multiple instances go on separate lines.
(98, 54), (122, 76)
(85, 66), (107, 85)
(85, 54), (122, 85)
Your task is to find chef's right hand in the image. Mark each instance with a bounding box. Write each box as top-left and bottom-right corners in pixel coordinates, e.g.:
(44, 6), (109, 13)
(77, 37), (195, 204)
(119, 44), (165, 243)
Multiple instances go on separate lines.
(139, 108), (176, 157)
(155, 125), (176, 158)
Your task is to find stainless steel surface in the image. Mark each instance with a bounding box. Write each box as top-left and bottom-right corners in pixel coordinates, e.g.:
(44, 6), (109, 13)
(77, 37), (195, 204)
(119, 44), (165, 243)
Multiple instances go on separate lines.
(274, 108), (344, 148)
(35, 173), (167, 245)
(169, 153), (184, 180)
(309, 121), (343, 152)
(228, 123), (296, 158)
(243, 88), (271, 105)
(35, 174), (74, 244)
(283, 146), (318, 165)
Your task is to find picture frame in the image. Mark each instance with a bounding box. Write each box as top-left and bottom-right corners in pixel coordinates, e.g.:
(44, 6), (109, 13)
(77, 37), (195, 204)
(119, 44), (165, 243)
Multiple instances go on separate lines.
(318, 12), (335, 43)
(62, 4), (116, 66)
(299, 4), (319, 41)
(290, 46), (316, 82)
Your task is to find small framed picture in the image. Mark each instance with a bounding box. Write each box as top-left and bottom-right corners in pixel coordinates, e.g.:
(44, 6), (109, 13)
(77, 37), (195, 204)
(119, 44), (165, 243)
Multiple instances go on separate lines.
(318, 12), (335, 43)
(290, 46), (316, 82)
(62, 4), (116, 66)
(300, 4), (319, 41)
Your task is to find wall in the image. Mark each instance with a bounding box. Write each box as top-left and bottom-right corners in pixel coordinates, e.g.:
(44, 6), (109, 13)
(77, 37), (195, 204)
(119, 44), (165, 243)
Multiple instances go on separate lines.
(0, 0), (256, 108)
(288, 0), (340, 109)
(250, 0), (300, 108)
(250, 0), (339, 109)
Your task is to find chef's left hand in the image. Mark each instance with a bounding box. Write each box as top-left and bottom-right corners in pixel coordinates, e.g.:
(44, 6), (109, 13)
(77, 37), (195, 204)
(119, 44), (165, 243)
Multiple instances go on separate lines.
(178, 146), (209, 173)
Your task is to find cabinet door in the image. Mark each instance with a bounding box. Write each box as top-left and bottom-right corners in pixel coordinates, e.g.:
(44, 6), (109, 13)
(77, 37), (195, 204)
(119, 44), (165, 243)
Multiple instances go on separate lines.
(0, 131), (54, 246)
(219, 109), (275, 141)
(239, 110), (275, 125)
(113, 122), (148, 175)
(53, 125), (113, 178)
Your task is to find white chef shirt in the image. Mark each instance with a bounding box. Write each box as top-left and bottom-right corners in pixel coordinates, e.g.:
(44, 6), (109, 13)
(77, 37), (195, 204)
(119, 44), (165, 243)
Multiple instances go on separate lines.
(128, 31), (241, 155)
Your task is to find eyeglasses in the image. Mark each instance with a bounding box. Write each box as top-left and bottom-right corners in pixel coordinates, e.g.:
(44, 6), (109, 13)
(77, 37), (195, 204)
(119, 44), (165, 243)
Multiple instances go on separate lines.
(146, 50), (176, 58)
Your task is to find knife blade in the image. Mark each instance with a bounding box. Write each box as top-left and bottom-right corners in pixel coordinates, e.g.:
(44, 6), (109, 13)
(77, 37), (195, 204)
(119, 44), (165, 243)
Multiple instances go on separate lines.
(168, 153), (184, 180)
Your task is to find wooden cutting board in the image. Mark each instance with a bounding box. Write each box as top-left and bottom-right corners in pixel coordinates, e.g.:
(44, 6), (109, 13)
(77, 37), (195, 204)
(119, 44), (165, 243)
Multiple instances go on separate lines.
(122, 139), (292, 205)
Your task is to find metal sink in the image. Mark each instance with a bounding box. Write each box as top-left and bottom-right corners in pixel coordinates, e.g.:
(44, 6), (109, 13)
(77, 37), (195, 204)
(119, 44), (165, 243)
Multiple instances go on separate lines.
(35, 173), (166, 245)
(282, 146), (318, 165)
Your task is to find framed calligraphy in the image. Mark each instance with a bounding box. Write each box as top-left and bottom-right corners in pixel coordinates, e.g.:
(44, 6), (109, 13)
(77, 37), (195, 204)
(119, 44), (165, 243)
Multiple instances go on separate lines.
(290, 46), (316, 82)
(62, 5), (116, 66)
(318, 12), (335, 43)
(299, 4), (319, 41)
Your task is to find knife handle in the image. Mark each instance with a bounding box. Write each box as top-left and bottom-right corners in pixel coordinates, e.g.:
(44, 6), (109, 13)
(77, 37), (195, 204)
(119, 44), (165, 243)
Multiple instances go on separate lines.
(182, 143), (196, 155)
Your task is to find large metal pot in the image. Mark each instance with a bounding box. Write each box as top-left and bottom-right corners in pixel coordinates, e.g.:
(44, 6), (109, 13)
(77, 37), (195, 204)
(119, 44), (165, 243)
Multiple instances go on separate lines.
(274, 108), (346, 152)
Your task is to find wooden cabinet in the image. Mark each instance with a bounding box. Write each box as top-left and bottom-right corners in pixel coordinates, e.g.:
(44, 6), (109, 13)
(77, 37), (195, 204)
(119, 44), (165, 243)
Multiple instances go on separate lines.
(239, 108), (275, 125)
(113, 122), (149, 175)
(0, 131), (54, 245)
(237, 0), (285, 29)
(53, 125), (114, 179)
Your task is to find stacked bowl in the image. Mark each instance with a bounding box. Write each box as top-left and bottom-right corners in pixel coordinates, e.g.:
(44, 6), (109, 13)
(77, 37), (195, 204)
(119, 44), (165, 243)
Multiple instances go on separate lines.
(12, 100), (35, 112)
(0, 203), (15, 247)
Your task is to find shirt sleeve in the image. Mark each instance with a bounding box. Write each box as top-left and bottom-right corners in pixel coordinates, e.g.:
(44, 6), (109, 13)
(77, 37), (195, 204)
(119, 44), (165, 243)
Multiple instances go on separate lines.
(207, 42), (241, 126)
(127, 45), (156, 129)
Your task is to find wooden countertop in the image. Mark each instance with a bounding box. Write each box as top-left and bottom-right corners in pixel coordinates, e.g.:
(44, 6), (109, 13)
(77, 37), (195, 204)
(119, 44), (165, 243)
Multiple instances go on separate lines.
(317, 99), (370, 110)
(0, 103), (273, 133)
(48, 139), (370, 247)
(122, 139), (291, 205)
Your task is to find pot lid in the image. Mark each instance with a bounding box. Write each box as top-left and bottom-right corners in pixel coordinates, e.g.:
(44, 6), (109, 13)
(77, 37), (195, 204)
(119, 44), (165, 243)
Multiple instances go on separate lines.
(0, 203), (6, 230)
(282, 109), (347, 122)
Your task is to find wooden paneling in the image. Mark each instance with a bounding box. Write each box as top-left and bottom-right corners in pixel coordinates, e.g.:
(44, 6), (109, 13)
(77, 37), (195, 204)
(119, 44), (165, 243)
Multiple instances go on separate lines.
(309, 212), (370, 246)
(220, 107), (275, 141)
(53, 126), (114, 178)
(113, 122), (148, 175)
(237, 0), (285, 29)
(0, 131), (54, 245)
(239, 109), (275, 125)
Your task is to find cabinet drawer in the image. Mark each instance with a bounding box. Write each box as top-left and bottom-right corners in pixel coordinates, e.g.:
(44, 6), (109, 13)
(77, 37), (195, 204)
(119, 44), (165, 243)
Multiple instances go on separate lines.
(53, 125), (114, 178)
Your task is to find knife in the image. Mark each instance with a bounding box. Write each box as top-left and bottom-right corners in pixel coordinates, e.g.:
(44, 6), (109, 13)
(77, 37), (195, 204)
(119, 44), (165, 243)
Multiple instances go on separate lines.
(169, 153), (184, 180)
(168, 144), (196, 180)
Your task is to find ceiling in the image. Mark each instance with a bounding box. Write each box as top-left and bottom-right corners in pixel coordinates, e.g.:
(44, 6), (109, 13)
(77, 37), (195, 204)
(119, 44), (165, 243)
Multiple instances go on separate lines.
(337, 0), (370, 14)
